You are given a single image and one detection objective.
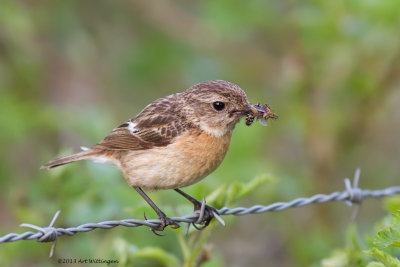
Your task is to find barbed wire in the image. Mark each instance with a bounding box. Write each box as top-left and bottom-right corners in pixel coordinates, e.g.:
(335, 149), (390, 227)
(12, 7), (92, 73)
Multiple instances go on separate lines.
(1, 168), (400, 257)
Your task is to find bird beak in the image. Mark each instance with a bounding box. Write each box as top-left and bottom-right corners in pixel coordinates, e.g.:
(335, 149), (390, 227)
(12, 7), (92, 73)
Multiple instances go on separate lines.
(232, 104), (252, 117)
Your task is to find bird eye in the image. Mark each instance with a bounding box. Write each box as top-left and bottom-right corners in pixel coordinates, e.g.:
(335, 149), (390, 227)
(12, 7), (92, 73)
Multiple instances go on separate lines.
(212, 101), (225, 111)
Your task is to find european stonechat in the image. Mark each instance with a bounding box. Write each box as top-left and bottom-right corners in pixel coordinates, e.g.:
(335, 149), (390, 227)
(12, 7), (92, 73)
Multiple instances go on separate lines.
(42, 80), (277, 233)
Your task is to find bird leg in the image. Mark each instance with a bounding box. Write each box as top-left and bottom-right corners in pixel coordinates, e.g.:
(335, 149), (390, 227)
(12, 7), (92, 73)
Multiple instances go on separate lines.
(174, 188), (218, 229)
(134, 187), (180, 234)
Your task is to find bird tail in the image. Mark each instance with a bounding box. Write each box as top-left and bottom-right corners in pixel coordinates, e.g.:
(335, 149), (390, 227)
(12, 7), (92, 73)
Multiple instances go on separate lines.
(41, 149), (99, 169)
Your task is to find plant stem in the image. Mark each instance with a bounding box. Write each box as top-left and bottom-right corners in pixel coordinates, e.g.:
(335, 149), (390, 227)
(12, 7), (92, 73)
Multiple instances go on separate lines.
(178, 230), (190, 262)
(184, 223), (213, 267)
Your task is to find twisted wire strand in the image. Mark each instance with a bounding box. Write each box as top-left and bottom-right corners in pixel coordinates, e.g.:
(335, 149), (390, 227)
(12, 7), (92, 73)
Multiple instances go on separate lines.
(2, 187), (400, 243)
(1, 169), (400, 258)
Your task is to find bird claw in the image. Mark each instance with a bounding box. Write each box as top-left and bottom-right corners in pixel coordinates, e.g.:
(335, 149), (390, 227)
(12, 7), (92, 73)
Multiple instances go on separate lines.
(151, 229), (165, 236)
(192, 222), (207, 231)
(173, 189), (223, 233)
(192, 199), (219, 229)
(144, 212), (180, 236)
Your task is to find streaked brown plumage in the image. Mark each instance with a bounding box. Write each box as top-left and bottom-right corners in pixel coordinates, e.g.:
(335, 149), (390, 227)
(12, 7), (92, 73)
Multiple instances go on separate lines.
(42, 80), (271, 232)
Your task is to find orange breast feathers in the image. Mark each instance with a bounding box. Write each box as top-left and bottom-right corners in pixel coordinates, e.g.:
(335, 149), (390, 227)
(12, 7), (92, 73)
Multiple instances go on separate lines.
(119, 129), (232, 190)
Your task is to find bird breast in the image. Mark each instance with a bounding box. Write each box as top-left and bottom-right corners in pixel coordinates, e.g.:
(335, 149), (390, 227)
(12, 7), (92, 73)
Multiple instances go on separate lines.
(120, 129), (232, 190)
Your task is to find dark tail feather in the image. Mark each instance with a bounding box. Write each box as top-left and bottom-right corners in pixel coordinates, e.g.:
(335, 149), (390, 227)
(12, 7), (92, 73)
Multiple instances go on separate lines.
(41, 150), (98, 169)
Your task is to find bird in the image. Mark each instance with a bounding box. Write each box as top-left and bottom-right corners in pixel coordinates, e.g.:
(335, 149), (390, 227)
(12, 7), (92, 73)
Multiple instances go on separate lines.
(41, 80), (276, 233)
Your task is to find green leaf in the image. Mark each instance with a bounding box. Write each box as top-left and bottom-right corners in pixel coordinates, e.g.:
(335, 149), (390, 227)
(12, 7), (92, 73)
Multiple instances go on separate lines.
(206, 184), (227, 208)
(225, 182), (244, 206)
(364, 248), (400, 267)
(207, 174), (273, 208)
(393, 212), (400, 226)
(373, 211), (400, 249)
(343, 223), (369, 265)
(375, 228), (400, 248)
(321, 250), (348, 267)
(366, 262), (386, 267)
(225, 174), (273, 205)
(133, 247), (180, 267)
(237, 174), (274, 200)
(112, 238), (138, 266)
(346, 223), (363, 251)
(384, 196), (400, 213)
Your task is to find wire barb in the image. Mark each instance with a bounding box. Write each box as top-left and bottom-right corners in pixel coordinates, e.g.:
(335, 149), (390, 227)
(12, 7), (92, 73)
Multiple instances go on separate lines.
(344, 168), (362, 220)
(212, 212), (226, 227)
(196, 198), (207, 224)
(20, 210), (61, 257)
(1, 169), (399, 257)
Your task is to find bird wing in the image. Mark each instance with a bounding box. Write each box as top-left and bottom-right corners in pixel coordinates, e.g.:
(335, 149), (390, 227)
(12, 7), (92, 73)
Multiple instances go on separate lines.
(92, 94), (189, 151)
(93, 121), (181, 150)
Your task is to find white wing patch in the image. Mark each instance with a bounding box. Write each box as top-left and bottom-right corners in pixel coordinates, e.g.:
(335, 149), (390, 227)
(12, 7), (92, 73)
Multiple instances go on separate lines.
(91, 155), (112, 164)
(127, 121), (139, 133)
(80, 146), (90, 151)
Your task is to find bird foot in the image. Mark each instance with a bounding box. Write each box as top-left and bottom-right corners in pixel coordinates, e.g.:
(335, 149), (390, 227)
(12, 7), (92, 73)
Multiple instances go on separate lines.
(144, 212), (180, 236)
(192, 199), (219, 229)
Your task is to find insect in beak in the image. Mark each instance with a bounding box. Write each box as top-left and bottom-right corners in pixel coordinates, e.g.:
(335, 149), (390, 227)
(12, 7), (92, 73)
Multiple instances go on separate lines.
(246, 103), (278, 126)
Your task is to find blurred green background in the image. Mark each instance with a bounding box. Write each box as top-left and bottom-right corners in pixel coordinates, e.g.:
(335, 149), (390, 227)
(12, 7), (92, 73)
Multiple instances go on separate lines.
(1, 0), (400, 266)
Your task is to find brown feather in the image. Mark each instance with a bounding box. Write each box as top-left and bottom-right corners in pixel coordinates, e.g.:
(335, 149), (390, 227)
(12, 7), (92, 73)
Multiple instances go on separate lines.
(92, 93), (191, 151)
(41, 150), (100, 169)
